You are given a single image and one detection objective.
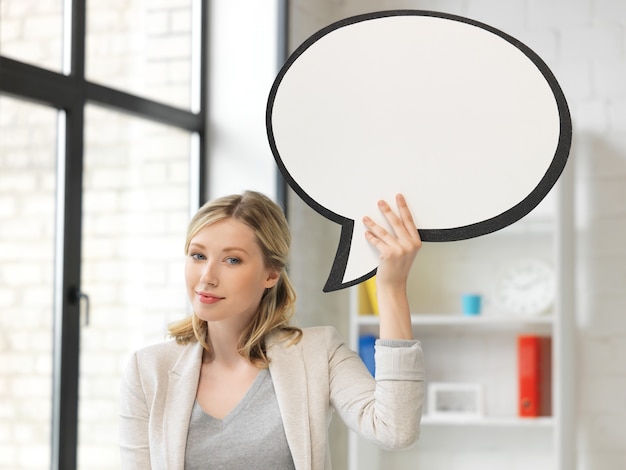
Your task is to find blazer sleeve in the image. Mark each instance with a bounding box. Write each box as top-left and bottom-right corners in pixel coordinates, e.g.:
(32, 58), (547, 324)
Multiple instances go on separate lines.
(326, 328), (425, 450)
(119, 351), (152, 469)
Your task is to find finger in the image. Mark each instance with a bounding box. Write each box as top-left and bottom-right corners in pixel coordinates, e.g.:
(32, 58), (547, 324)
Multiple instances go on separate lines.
(395, 194), (421, 243)
(362, 215), (393, 243)
(377, 197), (414, 243)
(363, 223), (397, 258)
(363, 218), (411, 260)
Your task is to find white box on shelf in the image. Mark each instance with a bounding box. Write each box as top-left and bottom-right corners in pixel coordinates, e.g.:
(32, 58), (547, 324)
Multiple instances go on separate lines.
(427, 382), (484, 420)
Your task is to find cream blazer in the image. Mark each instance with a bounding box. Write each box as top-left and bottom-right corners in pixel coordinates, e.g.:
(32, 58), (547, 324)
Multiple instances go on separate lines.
(119, 326), (424, 470)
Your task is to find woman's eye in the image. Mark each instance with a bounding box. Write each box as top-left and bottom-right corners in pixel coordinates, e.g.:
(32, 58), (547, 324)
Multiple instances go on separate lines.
(225, 257), (241, 265)
(190, 253), (205, 261)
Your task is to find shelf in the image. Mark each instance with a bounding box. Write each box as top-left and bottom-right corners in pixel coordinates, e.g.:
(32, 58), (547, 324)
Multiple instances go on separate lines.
(347, 169), (572, 470)
(357, 313), (555, 328)
(421, 415), (554, 428)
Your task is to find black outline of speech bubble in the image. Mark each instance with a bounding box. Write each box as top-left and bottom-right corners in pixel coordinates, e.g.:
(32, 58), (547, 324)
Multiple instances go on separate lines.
(266, 10), (572, 292)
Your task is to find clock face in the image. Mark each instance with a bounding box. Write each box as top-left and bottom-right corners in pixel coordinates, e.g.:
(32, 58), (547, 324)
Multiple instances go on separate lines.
(494, 258), (555, 315)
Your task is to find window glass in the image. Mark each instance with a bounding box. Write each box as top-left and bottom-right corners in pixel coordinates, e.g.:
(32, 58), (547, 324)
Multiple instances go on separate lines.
(86, 0), (194, 109)
(78, 104), (192, 468)
(0, 95), (58, 469)
(0, 0), (63, 71)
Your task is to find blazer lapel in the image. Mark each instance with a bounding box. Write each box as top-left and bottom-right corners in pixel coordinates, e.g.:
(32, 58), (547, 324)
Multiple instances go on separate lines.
(268, 337), (312, 470)
(163, 341), (203, 470)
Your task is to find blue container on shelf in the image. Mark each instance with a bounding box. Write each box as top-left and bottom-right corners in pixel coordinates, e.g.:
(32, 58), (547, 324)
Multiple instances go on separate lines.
(462, 293), (482, 316)
(358, 334), (377, 377)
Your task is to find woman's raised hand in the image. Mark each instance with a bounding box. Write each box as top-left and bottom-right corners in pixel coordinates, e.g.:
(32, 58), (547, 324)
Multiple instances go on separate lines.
(363, 194), (422, 339)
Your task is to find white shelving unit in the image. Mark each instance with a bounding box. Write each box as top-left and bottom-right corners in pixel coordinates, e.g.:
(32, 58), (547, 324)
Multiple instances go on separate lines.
(347, 171), (575, 470)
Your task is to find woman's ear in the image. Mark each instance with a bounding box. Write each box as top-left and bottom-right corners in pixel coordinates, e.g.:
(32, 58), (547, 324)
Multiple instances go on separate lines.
(264, 270), (280, 289)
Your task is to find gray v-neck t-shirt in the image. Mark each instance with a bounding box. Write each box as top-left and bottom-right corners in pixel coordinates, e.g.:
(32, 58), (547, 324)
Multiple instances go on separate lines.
(184, 368), (296, 469)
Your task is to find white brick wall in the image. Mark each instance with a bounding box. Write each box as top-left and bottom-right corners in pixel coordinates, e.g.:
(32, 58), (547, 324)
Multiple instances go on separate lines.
(86, 0), (193, 108)
(79, 104), (191, 470)
(0, 96), (56, 470)
(0, 0), (62, 71)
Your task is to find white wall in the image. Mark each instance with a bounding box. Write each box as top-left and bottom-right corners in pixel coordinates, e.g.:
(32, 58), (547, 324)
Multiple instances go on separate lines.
(207, 0), (280, 200)
(287, 1), (626, 469)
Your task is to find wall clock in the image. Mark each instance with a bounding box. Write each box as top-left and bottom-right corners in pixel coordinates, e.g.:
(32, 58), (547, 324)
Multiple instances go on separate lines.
(494, 258), (555, 316)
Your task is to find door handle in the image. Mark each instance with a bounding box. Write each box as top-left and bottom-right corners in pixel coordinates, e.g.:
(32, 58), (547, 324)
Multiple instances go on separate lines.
(71, 288), (90, 326)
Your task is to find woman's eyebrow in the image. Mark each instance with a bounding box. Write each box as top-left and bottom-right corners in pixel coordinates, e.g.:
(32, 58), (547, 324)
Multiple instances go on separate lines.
(188, 243), (249, 255)
(222, 247), (249, 255)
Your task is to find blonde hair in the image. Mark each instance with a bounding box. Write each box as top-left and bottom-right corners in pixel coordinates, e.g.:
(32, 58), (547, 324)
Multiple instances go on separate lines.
(168, 191), (301, 367)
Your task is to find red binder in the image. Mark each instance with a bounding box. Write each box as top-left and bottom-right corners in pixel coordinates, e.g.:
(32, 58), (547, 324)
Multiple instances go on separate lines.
(517, 335), (552, 417)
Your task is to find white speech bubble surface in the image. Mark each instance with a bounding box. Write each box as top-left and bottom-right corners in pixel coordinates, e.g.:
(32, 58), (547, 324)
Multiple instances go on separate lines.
(266, 10), (571, 292)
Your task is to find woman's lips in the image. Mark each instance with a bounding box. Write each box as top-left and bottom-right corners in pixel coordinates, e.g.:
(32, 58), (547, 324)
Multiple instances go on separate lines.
(196, 292), (224, 304)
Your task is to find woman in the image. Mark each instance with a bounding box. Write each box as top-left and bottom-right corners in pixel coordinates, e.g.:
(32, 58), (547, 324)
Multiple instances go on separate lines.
(119, 190), (424, 469)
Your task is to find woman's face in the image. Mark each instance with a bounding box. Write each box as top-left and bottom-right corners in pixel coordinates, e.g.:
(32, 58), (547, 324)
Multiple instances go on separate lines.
(185, 218), (279, 329)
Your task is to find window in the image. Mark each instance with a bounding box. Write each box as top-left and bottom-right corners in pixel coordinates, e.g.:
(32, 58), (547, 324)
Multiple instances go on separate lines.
(1, 1), (207, 468)
(0, 0), (63, 72)
(0, 96), (58, 470)
(1, 0), (286, 467)
(78, 105), (194, 468)
(85, 0), (195, 110)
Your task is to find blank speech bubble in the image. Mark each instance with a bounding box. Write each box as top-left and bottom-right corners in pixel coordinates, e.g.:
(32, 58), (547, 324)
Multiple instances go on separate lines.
(266, 10), (571, 292)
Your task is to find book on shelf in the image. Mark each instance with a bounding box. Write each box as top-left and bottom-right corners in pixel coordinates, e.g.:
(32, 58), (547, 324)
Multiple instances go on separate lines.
(358, 276), (378, 315)
(517, 335), (552, 417)
(358, 334), (377, 376)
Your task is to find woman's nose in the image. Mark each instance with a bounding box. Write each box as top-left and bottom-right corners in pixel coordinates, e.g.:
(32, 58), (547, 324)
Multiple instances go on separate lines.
(199, 260), (218, 286)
